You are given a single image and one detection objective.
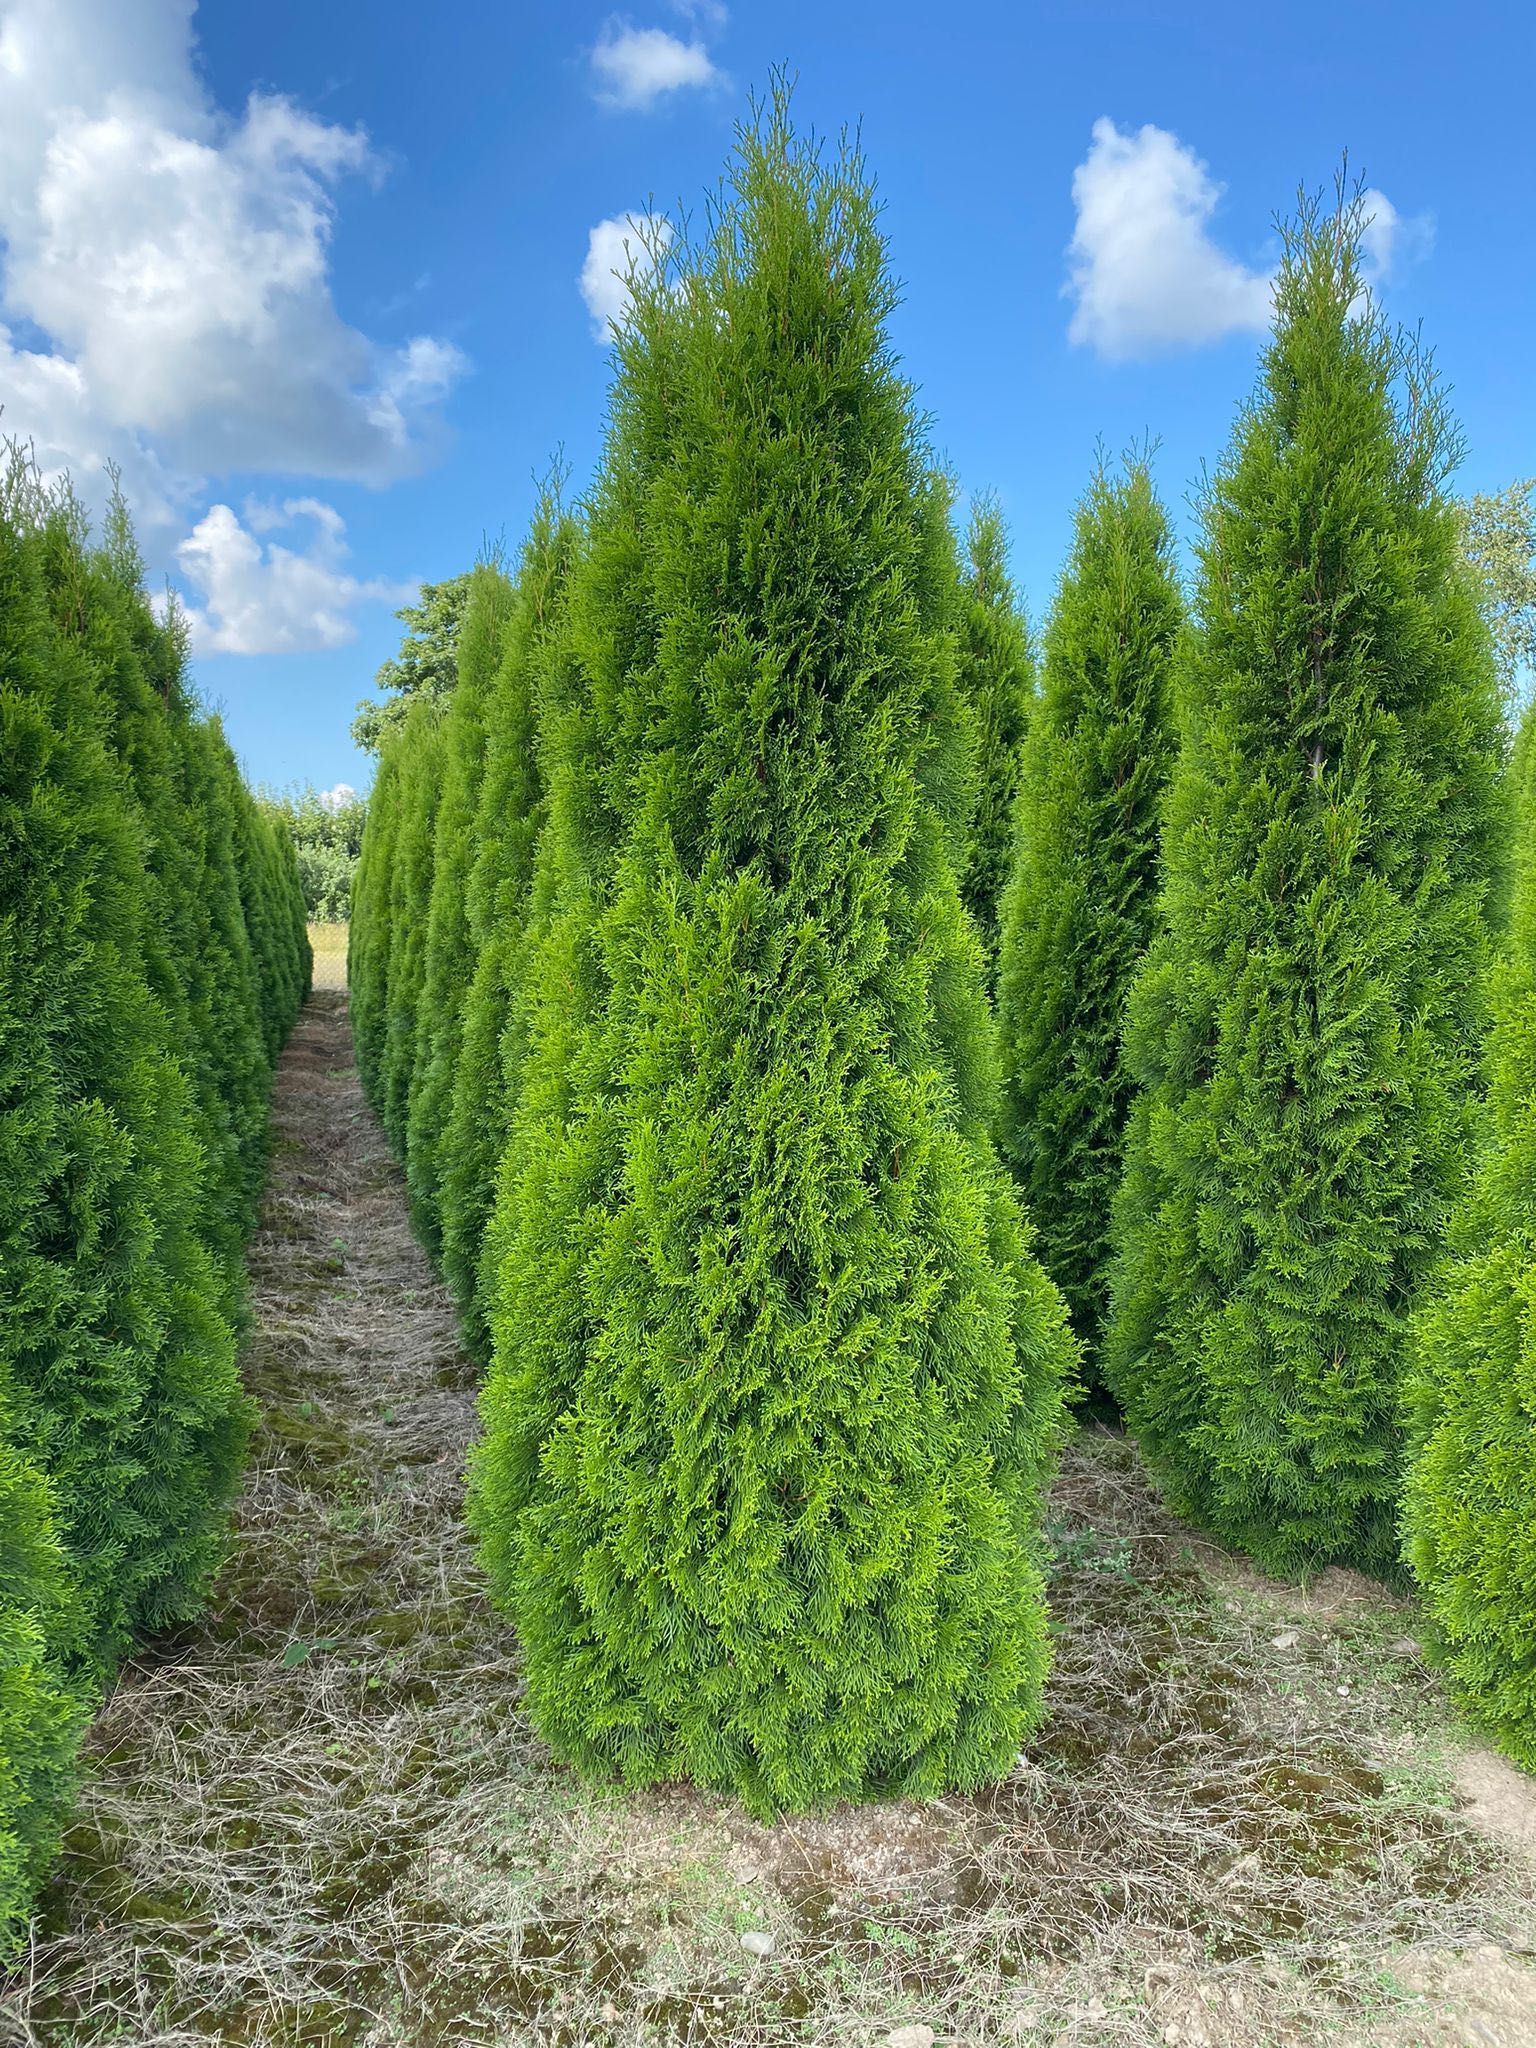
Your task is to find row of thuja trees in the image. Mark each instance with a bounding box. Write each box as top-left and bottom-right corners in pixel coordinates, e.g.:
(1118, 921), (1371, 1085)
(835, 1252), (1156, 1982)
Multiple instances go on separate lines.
(0, 458), (310, 1942)
(352, 95), (1536, 1806)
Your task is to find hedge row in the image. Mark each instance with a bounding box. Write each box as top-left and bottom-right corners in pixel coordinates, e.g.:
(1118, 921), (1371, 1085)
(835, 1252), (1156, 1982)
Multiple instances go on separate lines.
(354, 110), (1534, 1789)
(0, 462), (309, 1945)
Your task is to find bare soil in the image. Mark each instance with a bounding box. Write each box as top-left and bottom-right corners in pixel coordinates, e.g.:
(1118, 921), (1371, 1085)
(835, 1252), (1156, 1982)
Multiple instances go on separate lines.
(2, 990), (1532, 2047)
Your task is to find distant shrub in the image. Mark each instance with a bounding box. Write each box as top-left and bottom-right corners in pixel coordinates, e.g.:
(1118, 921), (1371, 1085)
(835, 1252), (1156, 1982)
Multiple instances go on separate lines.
(258, 784), (369, 922)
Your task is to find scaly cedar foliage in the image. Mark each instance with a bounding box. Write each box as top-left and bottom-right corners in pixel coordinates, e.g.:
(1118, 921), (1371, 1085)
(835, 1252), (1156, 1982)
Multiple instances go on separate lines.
(0, 458), (305, 1949)
(996, 456), (1182, 1377)
(440, 497), (580, 1360)
(349, 740), (403, 1117)
(378, 699), (447, 1154)
(0, 1439), (80, 1957)
(1402, 701), (1536, 1765)
(405, 564), (519, 1255)
(1105, 200), (1509, 1575)
(470, 96), (1073, 1816)
(955, 497), (1035, 969)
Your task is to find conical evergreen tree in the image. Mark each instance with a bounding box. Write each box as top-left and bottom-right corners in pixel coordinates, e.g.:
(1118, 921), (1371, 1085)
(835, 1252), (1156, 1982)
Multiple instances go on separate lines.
(955, 497), (1035, 968)
(0, 456), (300, 1940)
(1106, 198), (1509, 1574)
(349, 738), (404, 1115)
(472, 97), (1072, 1815)
(996, 456), (1181, 1375)
(1402, 699), (1536, 1763)
(405, 563), (519, 1254)
(0, 466), (252, 1667)
(439, 496), (580, 1358)
(379, 698), (447, 1155)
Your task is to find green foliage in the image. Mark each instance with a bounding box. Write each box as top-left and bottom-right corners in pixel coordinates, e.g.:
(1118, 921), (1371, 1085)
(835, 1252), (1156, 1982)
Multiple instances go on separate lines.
(0, 455), (306, 1947)
(996, 456), (1181, 1378)
(439, 498), (580, 1359)
(348, 742), (402, 1117)
(955, 496), (1035, 967)
(405, 565), (519, 1254)
(352, 574), (472, 755)
(257, 784), (368, 922)
(378, 700), (447, 1153)
(470, 94), (1072, 1815)
(0, 1439), (82, 1958)
(1105, 199), (1509, 1575)
(1460, 479), (1536, 691)
(1403, 701), (1536, 1764)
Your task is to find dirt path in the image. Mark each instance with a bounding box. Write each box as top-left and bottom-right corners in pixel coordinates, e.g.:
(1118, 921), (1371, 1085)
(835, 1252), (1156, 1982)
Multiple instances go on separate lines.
(3, 991), (1534, 2047)
(2, 992), (532, 2044)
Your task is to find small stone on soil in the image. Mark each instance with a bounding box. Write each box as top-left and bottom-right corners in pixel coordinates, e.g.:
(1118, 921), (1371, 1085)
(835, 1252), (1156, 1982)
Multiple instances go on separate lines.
(886, 2028), (936, 2048)
(739, 1929), (775, 1958)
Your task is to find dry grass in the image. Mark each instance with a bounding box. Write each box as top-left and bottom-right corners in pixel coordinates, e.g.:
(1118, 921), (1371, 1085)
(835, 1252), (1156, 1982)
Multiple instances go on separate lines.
(2, 991), (1532, 2047)
(308, 922), (349, 990)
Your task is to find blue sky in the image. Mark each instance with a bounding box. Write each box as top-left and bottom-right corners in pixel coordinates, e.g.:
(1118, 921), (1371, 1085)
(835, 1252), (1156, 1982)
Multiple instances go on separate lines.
(2, 0), (1532, 793)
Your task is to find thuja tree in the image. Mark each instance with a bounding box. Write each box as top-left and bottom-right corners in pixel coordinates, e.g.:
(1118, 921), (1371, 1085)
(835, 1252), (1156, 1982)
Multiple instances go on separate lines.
(472, 99), (1073, 1814)
(1402, 701), (1536, 1764)
(349, 740), (403, 1115)
(995, 456), (1181, 1375)
(439, 495), (580, 1358)
(406, 563), (519, 1254)
(1106, 199), (1508, 1575)
(0, 467), (251, 1669)
(379, 701), (447, 1155)
(175, 716), (280, 1230)
(63, 521), (300, 1272)
(956, 497), (1035, 967)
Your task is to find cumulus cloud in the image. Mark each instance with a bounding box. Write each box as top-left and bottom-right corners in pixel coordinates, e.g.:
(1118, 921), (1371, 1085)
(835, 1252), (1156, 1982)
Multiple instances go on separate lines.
(0, 0), (462, 662)
(1065, 119), (1274, 359)
(1065, 121), (1429, 361)
(590, 21), (721, 109)
(579, 212), (674, 337)
(319, 782), (358, 810)
(0, 1), (465, 495)
(1356, 185), (1434, 283)
(176, 497), (413, 656)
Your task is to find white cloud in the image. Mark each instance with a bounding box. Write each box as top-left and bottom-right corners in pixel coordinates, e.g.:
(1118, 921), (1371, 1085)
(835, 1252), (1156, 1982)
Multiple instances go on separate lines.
(0, 321), (193, 533)
(319, 782), (358, 811)
(580, 212), (674, 338)
(0, 0), (461, 656)
(1066, 118), (1274, 360)
(1357, 185), (1434, 283)
(590, 21), (720, 109)
(0, 3), (465, 489)
(176, 497), (413, 655)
